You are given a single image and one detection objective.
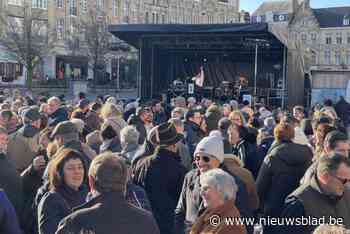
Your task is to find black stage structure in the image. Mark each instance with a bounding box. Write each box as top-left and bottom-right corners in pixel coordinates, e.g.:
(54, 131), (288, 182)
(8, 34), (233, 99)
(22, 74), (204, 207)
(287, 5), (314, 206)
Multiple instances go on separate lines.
(109, 23), (288, 107)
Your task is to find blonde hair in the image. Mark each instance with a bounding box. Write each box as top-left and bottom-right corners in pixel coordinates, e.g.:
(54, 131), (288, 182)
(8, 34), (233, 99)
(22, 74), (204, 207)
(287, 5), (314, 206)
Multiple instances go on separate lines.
(229, 110), (246, 126)
(100, 103), (122, 120)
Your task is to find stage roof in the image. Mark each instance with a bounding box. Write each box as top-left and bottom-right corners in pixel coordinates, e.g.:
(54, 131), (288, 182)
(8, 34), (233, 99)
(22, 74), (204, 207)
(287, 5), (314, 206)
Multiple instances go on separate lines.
(108, 23), (274, 48)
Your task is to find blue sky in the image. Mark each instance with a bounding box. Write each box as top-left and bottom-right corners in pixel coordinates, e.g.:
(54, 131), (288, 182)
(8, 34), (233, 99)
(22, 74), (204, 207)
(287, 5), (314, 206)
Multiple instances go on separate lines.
(240, 0), (350, 13)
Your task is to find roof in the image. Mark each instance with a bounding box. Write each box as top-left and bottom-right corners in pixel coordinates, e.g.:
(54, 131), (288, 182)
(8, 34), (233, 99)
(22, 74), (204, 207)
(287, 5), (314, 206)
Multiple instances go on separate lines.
(108, 23), (270, 48)
(312, 7), (350, 28)
(253, 0), (293, 16)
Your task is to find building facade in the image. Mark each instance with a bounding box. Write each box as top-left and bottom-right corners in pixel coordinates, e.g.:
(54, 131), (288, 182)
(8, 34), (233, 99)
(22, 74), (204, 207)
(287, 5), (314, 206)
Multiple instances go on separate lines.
(289, 0), (350, 104)
(0, 0), (240, 88)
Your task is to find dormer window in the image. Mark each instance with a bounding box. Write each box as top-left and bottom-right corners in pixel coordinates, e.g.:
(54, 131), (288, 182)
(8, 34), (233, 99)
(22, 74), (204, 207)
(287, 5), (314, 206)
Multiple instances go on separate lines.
(344, 15), (350, 26)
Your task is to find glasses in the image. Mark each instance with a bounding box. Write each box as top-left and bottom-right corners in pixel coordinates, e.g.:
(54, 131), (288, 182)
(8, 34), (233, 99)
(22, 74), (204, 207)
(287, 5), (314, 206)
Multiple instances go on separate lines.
(195, 155), (211, 163)
(333, 175), (350, 185)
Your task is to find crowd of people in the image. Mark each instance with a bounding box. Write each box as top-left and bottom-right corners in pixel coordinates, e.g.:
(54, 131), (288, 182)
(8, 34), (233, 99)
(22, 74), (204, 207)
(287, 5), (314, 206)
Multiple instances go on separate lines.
(0, 88), (350, 234)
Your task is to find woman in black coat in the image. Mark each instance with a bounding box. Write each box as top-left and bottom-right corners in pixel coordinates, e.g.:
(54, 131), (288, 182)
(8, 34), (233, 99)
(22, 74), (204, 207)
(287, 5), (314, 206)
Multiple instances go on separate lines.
(37, 148), (88, 234)
(256, 122), (312, 234)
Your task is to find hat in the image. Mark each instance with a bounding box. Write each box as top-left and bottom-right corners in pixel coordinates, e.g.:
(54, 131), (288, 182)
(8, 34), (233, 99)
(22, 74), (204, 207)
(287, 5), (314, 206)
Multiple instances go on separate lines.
(194, 136), (224, 163)
(23, 107), (41, 121)
(51, 121), (78, 138)
(78, 99), (90, 109)
(157, 122), (183, 146)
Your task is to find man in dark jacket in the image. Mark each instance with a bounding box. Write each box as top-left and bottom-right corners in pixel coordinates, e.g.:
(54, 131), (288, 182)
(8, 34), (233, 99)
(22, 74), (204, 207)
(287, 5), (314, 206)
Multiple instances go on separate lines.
(0, 189), (22, 234)
(85, 102), (102, 132)
(175, 135), (252, 234)
(56, 153), (160, 234)
(0, 127), (22, 216)
(47, 97), (68, 127)
(256, 122), (312, 234)
(335, 96), (350, 127)
(279, 155), (350, 234)
(184, 109), (206, 157)
(133, 122), (187, 234)
(152, 100), (167, 125)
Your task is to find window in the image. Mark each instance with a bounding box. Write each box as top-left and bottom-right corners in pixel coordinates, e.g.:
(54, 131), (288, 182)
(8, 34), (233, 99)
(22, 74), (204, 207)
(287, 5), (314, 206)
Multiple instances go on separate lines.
(152, 12), (156, 23)
(301, 34), (307, 42)
(81, 0), (87, 13)
(56, 18), (64, 39)
(145, 12), (149, 24)
(112, 0), (118, 16)
(324, 50), (331, 64)
(347, 34), (350, 44)
(69, 0), (77, 16)
(8, 17), (23, 34)
(311, 52), (317, 65)
(7, 0), (22, 6)
(161, 14), (165, 24)
(96, 0), (104, 10)
(156, 13), (159, 24)
(336, 33), (342, 44)
(335, 51), (341, 65)
(0, 63), (4, 76)
(56, 0), (64, 8)
(347, 51), (350, 65)
(32, 0), (47, 9)
(326, 36), (332, 45)
(311, 33), (316, 41)
(56, 0), (63, 8)
(344, 16), (350, 26)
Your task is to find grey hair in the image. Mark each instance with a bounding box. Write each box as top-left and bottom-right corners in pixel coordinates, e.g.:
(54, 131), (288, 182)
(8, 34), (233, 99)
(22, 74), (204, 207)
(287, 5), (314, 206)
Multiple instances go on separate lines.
(200, 168), (238, 201)
(47, 96), (61, 105)
(57, 132), (79, 144)
(120, 126), (140, 145)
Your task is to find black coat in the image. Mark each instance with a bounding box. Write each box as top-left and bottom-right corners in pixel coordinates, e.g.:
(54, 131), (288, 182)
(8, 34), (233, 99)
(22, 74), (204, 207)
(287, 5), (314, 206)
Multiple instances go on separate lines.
(175, 167), (252, 234)
(256, 141), (312, 219)
(132, 148), (187, 234)
(184, 121), (206, 157)
(56, 192), (160, 234)
(37, 185), (87, 234)
(233, 139), (259, 178)
(0, 153), (22, 216)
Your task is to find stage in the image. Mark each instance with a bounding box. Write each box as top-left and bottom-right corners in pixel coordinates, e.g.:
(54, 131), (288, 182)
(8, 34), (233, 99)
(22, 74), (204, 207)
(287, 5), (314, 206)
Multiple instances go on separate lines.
(109, 23), (291, 107)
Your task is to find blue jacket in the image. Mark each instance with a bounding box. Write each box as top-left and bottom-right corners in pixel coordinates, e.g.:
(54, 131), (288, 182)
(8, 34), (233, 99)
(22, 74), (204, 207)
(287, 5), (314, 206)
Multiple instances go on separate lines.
(48, 107), (68, 127)
(0, 190), (22, 234)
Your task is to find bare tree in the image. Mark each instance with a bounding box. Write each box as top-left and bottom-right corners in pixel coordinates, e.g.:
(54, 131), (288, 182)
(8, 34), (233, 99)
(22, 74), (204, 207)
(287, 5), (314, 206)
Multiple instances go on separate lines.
(0, 4), (53, 89)
(81, 9), (111, 83)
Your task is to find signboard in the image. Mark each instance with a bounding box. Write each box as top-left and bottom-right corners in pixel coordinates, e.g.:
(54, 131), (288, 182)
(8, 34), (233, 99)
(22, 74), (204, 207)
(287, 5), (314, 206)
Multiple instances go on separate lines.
(242, 94), (252, 104)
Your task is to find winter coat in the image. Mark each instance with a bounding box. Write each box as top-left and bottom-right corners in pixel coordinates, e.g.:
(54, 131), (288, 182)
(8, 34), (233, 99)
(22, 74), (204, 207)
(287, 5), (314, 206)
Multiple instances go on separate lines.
(190, 199), (246, 234)
(256, 141), (312, 218)
(177, 141), (193, 171)
(100, 137), (122, 154)
(56, 192), (160, 234)
(184, 121), (206, 157)
(7, 124), (41, 172)
(205, 106), (222, 133)
(335, 98), (350, 125)
(224, 156), (259, 211)
(48, 107), (68, 127)
(128, 114), (147, 145)
(0, 190), (22, 234)
(280, 173), (350, 234)
(0, 153), (22, 216)
(132, 148), (187, 234)
(153, 111), (167, 125)
(37, 185), (87, 234)
(120, 142), (142, 162)
(233, 140), (259, 178)
(175, 167), (252, 234)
